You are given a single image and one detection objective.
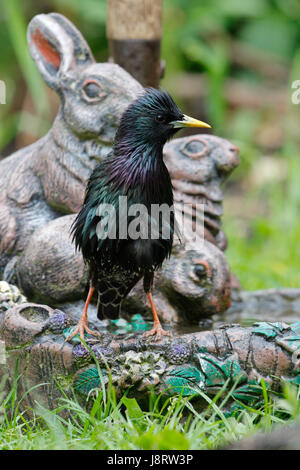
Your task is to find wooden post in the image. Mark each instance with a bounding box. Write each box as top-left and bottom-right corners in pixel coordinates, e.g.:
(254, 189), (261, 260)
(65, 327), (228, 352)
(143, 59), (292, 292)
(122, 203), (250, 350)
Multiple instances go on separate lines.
(107, 0), (163, 88)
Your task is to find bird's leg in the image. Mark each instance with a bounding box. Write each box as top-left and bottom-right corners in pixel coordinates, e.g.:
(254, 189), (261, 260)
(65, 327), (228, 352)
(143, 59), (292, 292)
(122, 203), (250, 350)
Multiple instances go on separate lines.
(143, 292), (170, 339)
(66, 286), (100, 342)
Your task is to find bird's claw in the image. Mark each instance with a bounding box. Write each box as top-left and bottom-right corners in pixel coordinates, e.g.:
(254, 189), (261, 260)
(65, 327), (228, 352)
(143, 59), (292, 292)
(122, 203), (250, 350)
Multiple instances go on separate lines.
(143, 323), (171, 341)
(66, 321), (101, 342)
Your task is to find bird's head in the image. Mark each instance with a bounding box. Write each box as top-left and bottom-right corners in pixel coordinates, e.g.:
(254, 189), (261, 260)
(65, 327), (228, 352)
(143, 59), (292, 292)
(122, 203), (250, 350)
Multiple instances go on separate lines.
(115, 88), (211, 149)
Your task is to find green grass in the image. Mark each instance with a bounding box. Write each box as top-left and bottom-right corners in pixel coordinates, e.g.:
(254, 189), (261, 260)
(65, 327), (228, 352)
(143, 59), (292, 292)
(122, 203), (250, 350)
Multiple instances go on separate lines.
(0, 373), (299, 450)
(225, 215), (300, 290)
(224, 151), (300, 290)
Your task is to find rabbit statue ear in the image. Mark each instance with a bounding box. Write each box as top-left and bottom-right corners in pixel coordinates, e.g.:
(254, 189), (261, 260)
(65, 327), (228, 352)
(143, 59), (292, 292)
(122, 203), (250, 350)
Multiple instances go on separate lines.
(27, 13), (95, 90)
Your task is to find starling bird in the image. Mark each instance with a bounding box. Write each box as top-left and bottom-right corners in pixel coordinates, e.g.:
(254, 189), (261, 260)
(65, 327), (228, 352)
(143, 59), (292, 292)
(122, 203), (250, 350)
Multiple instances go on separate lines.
(67, 88), (210, 341)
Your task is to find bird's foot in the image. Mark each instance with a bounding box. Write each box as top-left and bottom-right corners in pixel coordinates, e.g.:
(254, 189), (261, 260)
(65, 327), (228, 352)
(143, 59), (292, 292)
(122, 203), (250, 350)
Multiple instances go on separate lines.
(143, 323), (171, 341)
(66, 320), (100, 342)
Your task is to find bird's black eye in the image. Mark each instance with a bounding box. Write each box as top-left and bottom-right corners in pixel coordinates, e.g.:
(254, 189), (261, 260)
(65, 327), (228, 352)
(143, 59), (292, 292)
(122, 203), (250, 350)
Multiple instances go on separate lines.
(194, 264), (207, 279)
(82, 81), (106, 102)
(156, 114), (165, 123)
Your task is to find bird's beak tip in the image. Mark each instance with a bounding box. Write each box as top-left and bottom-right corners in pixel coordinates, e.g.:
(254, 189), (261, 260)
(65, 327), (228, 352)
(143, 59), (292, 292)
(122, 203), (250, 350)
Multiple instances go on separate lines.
(172, 114), (211, 129)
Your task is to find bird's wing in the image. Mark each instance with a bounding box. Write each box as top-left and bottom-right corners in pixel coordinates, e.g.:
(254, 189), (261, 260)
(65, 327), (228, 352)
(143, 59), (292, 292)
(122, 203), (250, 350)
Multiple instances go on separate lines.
(71, 159), (126, 259)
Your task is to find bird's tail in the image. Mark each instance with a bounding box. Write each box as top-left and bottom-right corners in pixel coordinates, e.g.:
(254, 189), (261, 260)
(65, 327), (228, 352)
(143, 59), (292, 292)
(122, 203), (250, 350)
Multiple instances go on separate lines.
(95, 275), (141, 320)
(97, 295), (121, 320)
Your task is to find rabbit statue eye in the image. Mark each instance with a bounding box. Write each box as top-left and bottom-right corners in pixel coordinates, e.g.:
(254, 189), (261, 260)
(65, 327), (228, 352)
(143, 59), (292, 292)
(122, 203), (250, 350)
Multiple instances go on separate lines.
(82, 81), (104, 102)
(194, 264), (207, 279)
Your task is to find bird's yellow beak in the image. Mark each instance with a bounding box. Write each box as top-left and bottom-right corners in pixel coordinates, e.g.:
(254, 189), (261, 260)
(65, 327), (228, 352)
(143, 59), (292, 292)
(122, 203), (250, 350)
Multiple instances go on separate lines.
(171, 114), (211, 129)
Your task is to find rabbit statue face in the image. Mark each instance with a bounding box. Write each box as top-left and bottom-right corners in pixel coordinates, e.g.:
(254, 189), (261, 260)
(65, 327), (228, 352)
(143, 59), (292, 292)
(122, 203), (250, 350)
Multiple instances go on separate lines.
(28, 13), (143, 147)
(60, 62), (141, 144)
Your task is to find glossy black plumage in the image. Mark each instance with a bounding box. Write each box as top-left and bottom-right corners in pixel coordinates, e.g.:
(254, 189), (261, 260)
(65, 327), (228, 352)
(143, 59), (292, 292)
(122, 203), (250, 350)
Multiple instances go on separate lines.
(71, 88), (185, 320)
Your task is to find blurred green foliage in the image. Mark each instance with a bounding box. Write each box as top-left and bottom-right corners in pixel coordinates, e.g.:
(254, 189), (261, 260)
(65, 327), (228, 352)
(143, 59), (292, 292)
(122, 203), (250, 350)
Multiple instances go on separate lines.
(0, 0), (300, 289)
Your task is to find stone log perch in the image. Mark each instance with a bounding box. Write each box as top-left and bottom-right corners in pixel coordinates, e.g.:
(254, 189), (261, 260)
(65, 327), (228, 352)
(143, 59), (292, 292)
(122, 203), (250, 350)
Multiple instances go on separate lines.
(0, 298), (299, 414)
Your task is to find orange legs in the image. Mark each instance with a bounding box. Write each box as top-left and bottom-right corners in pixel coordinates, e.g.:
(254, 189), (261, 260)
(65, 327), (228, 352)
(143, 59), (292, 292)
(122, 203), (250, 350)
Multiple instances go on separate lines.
(66, 287), (168, 342)
(66, 286), (100, 341)
(143, 292), (170, 339)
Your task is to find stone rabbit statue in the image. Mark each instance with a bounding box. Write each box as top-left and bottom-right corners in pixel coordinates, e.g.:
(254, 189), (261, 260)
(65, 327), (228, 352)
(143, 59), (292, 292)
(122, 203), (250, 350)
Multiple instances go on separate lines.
(0, 13), (143, 273)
